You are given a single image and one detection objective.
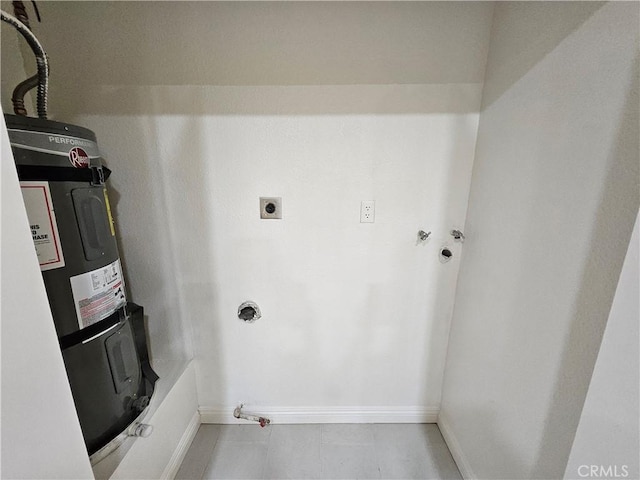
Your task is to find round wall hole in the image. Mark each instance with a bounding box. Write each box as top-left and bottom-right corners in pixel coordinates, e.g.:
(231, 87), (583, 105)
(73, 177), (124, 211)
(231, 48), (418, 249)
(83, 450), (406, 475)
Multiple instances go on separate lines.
(440, 247), (453, 263)
(265, 203), (276, 214)
(238, 301), (261, 323)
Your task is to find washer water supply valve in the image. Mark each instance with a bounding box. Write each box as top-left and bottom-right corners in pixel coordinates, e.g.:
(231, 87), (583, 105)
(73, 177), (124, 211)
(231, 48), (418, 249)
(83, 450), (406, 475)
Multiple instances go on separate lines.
(450, 229), (465, 242)
(233, 404), (271, 427)
(417, 230), (431, 242)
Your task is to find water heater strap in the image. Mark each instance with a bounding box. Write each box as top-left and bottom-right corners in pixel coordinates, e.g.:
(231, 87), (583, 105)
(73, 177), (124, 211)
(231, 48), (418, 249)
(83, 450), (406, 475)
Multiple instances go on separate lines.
(58, 308), (122, 350)
(128, 302), (160, 386)
(17, 164), (111, 184)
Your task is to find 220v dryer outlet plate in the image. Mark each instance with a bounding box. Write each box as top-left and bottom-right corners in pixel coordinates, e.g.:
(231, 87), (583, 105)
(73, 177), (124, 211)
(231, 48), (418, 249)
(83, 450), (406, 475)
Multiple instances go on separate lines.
(260, 197), (282, 219)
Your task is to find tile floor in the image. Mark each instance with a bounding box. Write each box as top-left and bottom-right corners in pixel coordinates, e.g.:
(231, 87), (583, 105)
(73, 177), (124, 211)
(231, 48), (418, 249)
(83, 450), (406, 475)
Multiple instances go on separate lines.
(175, 423), (462, 480)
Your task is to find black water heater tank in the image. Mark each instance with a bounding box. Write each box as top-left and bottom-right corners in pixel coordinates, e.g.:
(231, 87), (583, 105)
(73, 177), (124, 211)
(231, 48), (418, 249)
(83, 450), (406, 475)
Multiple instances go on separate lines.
(7, 115), (123, 331)
(5, 113), (157, 457)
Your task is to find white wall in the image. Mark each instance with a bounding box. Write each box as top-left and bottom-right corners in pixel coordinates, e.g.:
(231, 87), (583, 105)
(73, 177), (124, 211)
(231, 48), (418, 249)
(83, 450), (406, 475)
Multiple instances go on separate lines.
(1, 116), (94, 478)
(564, 211), (639, 479)
(3, 1), (637, 477)
(440, 2), (639, 479)
(74, 83), (482, 419)
(18, 2), (494, 421)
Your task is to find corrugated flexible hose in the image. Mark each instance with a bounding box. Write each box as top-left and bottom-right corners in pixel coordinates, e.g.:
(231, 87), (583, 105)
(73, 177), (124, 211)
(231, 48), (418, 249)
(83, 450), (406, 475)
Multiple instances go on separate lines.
(1, 9), (48, 119)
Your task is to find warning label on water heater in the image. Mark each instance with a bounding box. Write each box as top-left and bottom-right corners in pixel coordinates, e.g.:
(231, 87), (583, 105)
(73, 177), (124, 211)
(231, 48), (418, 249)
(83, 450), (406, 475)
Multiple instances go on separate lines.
(70, 259), (127, 329)
(20, 181), (65, 271)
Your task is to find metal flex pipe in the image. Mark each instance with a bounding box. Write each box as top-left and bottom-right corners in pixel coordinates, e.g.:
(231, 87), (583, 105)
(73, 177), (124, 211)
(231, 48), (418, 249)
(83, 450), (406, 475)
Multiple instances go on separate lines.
(1, 9), (49, 118)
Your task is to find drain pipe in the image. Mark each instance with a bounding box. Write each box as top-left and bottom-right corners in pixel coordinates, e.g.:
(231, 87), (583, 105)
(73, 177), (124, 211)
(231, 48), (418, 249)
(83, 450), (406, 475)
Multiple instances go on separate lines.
(233, 404), (271, 428)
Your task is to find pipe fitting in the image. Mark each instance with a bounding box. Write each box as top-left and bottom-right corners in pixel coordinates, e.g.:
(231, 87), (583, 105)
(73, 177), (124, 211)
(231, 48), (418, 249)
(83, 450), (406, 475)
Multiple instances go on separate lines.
(128, 422), (153, 438)
(233, 404), (271, 427)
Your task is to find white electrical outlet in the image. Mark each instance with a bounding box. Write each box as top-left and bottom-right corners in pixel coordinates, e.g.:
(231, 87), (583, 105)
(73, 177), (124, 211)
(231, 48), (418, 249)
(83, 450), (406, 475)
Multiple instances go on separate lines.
(360, 200), (375, 223)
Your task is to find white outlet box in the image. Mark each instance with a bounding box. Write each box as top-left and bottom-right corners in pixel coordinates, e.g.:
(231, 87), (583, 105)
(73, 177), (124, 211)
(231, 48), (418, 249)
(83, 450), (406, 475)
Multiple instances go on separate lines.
(260, 197), (282, 219)
(360, 200), (375, 223)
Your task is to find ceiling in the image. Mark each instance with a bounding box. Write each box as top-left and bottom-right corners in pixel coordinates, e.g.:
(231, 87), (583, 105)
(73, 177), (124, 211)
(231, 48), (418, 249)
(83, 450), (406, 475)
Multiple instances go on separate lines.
(28, 1), (494, 87)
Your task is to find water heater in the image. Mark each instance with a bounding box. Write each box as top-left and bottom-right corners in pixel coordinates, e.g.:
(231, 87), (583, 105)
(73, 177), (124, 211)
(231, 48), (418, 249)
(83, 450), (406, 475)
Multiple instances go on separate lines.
(2, 5), (157, 460)
(5, 114), (158, 459)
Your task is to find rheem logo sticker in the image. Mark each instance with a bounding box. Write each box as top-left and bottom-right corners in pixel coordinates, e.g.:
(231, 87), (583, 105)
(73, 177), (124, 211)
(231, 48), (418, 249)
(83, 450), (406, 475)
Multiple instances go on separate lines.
(69, 147), (89, 168)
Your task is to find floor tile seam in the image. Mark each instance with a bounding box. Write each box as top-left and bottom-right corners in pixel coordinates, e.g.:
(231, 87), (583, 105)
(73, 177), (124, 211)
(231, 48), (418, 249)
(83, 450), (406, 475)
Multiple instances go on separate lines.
(193, 460), (208, 480)
(372, 436), (449, 449)
(200, 428), (224, 480)
(320, 442), (383, 480)
(320, 441), (376, 446)
(259, 441), (268, 480)
(262, 428), (276, 480)
(199, 429), (226, 480)
(181, 437), (212, 480)
(215, 439), (271, 445)
(370, 433), (388, 479)
(273, 431), (323, 438)
(320, 426), (375, 446)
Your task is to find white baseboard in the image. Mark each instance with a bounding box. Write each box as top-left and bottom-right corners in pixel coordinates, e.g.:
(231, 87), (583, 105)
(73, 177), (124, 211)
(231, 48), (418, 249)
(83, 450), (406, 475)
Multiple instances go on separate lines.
(437, 411), (475, 480)
(160, 411), (201, 480)
(199, 406), (439, 424)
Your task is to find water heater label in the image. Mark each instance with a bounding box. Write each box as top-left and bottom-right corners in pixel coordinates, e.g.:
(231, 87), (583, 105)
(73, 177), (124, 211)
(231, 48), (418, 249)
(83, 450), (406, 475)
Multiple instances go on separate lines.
(70, 259), (127, 329)
(7, 128), (101, 159)
(20, 181), (66, 271)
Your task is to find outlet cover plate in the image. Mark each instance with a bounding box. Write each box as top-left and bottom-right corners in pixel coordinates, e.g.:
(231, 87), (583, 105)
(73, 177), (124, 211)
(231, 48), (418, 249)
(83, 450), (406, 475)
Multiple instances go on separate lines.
(360, 200), (375, 223)
(260, 197), (282, 219)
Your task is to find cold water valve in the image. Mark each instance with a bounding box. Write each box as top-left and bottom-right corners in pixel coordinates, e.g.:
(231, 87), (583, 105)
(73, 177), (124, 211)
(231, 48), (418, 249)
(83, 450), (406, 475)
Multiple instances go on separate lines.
(450, 229), (465, 242)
